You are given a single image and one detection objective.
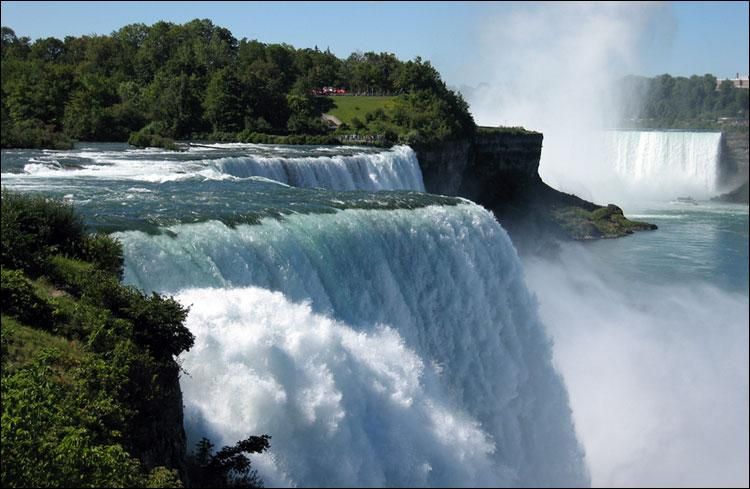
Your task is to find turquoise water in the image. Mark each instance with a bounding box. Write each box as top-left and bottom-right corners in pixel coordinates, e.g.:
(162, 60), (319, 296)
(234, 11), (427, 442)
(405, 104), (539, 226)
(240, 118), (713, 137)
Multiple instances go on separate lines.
(523, 201), (749, 487)
(592, 202), (749, 293)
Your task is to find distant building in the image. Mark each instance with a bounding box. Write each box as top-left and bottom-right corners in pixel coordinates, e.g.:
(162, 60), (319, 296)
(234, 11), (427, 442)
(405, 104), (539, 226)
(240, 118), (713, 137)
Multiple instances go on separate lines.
(716, 73), (749, 90)
(312, 87), (348, 96)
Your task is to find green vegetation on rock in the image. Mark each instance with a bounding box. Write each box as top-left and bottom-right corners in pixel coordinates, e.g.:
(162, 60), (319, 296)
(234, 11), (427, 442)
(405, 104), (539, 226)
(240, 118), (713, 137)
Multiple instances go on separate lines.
(0, 191), (269, 487)
(552, 204), (657, 240)
(476, 126), (540, 136)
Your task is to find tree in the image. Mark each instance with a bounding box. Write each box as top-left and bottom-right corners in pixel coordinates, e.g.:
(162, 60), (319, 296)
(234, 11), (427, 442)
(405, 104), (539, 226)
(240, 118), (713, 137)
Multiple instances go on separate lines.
(187, 436), (271, 488)
(204, 67), (245, 132)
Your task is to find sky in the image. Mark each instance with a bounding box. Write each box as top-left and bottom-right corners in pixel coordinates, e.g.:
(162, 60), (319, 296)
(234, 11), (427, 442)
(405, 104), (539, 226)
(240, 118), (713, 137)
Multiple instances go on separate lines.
(1, 1), (748, 88)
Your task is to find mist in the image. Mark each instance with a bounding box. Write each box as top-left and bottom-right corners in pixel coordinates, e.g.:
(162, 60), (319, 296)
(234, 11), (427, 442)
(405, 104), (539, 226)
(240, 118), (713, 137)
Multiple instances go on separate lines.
(463, 2), (674, 204)
(462, 6), (749, 484)
(523, 244), (749, 487)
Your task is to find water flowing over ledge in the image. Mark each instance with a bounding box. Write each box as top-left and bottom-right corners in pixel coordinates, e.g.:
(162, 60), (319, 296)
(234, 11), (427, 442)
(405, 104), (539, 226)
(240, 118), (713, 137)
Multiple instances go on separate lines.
(1, 144), (424, 191)
(605, 131), (722, 199)
(116, 204), (589, 487)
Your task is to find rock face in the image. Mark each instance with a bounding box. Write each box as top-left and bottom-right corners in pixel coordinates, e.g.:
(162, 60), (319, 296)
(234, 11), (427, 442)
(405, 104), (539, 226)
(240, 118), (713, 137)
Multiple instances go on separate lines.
(132, 362), (188, 480)
(717, 130), (749, 203)
(414, 128), (656, 253)
(712, 181), (749, 204)
(414, 139), (472, 195)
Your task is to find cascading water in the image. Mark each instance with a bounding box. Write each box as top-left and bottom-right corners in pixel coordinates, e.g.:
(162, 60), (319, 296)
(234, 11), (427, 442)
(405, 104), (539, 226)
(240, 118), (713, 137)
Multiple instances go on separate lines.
(211, 145), (425, 191)
(1, 144), (424, 191)
(604, 131), (722, 199)
(2, 142), (589, 487)
(115, 204), (589, 488)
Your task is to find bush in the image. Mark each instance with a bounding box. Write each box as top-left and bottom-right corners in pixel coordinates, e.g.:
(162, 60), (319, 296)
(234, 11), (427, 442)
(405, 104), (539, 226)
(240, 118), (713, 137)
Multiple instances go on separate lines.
(1, 352), (145, 488)
(128, 131), (178, 150)
(124, 292), (194, 358)
(46, 256), (194, 358)
(47, 255), (98, 296)
(81, 233), (124, 279)
(128, 122), (178, 150)
(1, 191), (86, 276)
(146, 467), (183, 488)
(0, 269), (54, 329)
(2, 119), (73, 150)
(187, 436), (271, 488)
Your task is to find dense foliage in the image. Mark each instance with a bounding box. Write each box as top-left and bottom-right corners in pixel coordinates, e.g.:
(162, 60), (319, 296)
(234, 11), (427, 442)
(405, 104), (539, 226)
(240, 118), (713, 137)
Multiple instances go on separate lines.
(187, 436), (271, 488)
(1, 20), (474, 148)
(0, 191), (268, 487)
(617, 74), (749, 129)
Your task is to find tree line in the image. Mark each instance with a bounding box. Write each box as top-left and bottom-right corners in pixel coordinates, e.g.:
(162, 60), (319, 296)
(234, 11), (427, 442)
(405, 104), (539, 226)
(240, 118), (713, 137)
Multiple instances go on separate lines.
(1, 19), (474, 148)
(616, 73), (749, 129)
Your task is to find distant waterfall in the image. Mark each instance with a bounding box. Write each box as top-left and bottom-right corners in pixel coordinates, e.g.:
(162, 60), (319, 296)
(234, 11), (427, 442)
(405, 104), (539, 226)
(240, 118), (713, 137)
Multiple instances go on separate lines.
(606, 131), (722, 199)
(211, 145), (425, 191)
(117, 203), (589, 488)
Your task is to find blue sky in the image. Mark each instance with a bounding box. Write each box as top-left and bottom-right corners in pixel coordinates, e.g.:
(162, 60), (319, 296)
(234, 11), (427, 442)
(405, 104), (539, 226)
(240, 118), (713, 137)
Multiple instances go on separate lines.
(2, 1), (748, 87)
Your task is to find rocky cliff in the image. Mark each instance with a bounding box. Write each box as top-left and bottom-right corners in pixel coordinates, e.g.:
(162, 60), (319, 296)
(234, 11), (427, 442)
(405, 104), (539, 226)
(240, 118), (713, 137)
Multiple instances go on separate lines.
(717, 129), (750, 203)
(414, 128), (656, 253)
(132, 362), (188, 479)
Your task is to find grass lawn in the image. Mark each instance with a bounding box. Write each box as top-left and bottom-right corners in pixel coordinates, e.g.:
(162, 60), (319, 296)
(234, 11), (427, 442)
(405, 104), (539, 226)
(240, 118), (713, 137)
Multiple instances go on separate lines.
(325, 96), (397, 125)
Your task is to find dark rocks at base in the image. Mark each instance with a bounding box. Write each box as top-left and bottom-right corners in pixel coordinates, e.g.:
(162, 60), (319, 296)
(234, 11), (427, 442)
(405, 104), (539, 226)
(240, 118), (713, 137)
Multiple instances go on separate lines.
(712, 181), (750, 204)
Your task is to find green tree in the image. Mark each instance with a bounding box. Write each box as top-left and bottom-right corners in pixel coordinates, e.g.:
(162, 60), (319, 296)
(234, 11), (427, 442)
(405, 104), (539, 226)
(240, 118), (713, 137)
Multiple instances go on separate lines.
(204, 67), (245, 133)
(187, 436), (271, 488)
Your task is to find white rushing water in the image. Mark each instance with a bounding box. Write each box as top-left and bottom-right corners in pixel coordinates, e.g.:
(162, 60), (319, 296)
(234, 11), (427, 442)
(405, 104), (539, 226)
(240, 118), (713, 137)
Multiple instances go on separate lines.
(529, 130), (725, 205)
(524, 238), (749, 487)
(117, 204), (589, 487)
(211, 145), (425, 191)
(607, 131), (721, 197)
(605, 131), (722, 199)
(3, 144), (424, 191)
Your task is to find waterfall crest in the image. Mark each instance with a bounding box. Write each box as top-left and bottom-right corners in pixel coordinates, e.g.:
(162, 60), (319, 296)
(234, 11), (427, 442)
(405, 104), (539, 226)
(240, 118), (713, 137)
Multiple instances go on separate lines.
(117, 204), (589, 487)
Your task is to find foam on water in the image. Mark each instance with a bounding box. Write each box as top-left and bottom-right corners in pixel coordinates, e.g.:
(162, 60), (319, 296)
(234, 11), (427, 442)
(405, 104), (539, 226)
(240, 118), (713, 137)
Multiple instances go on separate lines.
(117, 204), (589, 487)
(2, 144), (424, 191)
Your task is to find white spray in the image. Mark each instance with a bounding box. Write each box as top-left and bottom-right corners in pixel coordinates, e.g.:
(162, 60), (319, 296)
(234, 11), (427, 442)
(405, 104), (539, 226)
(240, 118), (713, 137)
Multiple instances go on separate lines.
(117, 204), (589, 487)
(464, 2), (678, 203)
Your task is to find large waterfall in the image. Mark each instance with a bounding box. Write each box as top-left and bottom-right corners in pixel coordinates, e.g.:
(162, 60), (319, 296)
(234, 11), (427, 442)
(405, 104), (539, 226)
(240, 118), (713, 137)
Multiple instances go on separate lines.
(116, 204), (589, 488)
(2, 142), (588, 486)
(605, 131), (722, 199)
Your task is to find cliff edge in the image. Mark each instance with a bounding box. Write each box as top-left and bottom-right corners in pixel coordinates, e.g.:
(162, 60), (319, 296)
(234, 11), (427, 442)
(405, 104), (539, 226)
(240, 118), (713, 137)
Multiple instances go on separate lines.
(716, 129), (750, 204)
(414, 127), (656, 253)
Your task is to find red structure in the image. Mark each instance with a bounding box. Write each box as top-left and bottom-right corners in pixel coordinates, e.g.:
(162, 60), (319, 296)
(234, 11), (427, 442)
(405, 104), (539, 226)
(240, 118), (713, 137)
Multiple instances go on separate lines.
(312, 87), (348, 96)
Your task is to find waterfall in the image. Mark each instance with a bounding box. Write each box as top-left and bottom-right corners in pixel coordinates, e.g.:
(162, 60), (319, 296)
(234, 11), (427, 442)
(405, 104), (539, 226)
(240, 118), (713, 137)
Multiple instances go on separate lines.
(211, 145), (425, 191)
(117, 203), (589, 488)
(2, 144), (424, 192)
(605, 131), (722, 199)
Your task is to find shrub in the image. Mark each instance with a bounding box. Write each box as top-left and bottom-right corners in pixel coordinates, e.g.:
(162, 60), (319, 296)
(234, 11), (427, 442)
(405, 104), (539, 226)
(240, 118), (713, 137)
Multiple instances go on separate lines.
(124, 293), (194, 358)
(187, 436), (271, 488)
(1, 351), (145, 488)
(0, 269), (54, 329)
(146, 467), (183, 488)
(47, 255), (98, 296)
(128, 122), (178, 150)
(2, 119), (73, 150)
(1, 191), (86, 276)
(81, 233), (124, 279)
